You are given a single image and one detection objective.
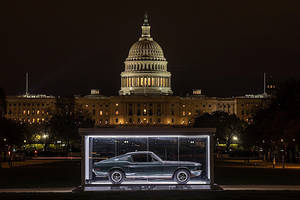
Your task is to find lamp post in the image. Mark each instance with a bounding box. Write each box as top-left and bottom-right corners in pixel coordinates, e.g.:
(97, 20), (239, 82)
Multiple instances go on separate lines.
(42, 134), (48, 151)
(281, 138), (285, 169)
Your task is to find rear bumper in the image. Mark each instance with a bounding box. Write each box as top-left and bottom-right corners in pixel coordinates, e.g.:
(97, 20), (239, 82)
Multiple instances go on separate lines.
(190, 170), (202, 177)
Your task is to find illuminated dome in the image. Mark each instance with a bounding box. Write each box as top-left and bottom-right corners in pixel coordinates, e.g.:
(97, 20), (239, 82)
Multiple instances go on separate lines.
(119, 13), (173, 96)
(127, 39), (166, 61)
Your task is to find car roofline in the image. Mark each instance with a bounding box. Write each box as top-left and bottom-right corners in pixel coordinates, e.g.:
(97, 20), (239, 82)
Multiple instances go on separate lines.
(125, 151), (154, 155)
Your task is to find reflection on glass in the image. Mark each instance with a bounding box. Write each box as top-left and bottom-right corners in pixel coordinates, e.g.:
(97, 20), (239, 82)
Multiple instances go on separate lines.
(86, 136), (209, 185)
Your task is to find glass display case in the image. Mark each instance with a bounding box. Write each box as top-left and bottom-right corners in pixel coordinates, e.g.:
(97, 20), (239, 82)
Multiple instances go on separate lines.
(80, 128), (215, 191)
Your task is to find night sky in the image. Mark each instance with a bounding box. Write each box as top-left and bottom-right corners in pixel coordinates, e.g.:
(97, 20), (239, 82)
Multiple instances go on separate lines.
(1, 1), (300, 97)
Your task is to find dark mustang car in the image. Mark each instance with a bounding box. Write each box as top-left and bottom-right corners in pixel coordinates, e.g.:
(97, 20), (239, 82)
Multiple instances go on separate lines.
(93, 151), (202, 184)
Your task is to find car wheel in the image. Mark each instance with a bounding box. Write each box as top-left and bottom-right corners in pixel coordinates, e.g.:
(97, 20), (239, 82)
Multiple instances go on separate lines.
(109, 170), (124, 184)
(174, 169), (190, 184)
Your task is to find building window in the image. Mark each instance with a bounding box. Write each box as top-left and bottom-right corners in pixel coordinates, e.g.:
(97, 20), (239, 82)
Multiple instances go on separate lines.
(99, 110), (103, 116)
(115, 118), (118, 123)
(115, 110), (119, 116)
(128, 104), (133, 116)
(157, 104), (161, 116)
(157, 118), (161, 123)
(129, 118), (133, 123)
(149, 108), (153, 116)
(137, 118), (141, 123)
(182, 111), (186, 116)
(137, 104), (141, 116)
(172, 118), (174, 123)
(143, 108), (147, 115)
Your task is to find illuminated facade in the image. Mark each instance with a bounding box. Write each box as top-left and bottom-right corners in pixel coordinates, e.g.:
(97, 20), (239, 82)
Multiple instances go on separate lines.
(5, 94), (269, 126)
(4, 15), (271, 126)
(5, 94), (56, 124)
(119, 14), (172, 96)
(74, 93), (270, 126)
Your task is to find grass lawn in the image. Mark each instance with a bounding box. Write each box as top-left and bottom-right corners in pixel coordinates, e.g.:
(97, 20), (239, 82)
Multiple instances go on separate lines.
(215, 166), (300, 185)
(0, 160), (80, 188)
(1, 191), (300, 200)
(1, 160), (300, 188)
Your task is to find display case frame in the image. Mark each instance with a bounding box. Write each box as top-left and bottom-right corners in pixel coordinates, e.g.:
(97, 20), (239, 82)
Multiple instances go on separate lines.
(79, 128), (215, 191)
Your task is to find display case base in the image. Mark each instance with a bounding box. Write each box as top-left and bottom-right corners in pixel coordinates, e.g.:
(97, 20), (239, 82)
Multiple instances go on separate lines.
(81, 184), (215, 191)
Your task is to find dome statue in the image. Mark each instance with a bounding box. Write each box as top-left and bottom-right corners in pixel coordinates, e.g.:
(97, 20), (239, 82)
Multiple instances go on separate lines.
(119, 14), (173, 96)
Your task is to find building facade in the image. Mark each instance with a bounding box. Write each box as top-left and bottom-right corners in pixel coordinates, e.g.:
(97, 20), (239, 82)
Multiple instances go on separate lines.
(5, 94), (56, 124)
(119, 13), (172, 96)
(4, 15), (271, 126)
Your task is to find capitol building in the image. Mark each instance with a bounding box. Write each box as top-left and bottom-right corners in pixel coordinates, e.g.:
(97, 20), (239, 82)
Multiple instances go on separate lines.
(4, 15), (272, 126)
(119, 14), (172, 96)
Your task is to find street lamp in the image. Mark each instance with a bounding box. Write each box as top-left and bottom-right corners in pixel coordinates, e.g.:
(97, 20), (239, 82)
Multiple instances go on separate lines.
(232, 136), (238, 141)
(42, 134), (48, 139)
(42, 134), (49, 151)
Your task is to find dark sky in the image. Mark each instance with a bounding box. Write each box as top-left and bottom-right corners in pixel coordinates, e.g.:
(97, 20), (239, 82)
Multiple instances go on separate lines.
(1, 1), (300, 97)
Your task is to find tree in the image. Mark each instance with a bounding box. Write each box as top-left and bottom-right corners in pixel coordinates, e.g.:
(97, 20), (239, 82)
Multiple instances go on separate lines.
(245, 79), (300, 162)
(0, 88), (6, 118)
(194, 111), (247, 152)
(0, 118), (26, 146)
(48, 97), (94, 151)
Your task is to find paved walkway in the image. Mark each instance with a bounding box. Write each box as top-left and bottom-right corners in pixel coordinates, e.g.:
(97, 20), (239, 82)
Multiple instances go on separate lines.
(1, 185), (300, 193)
(0, 187), (74, 193)
(218, 160), (300, 169)
(221, 185), (300, 191)
(0, 160), (62, 168)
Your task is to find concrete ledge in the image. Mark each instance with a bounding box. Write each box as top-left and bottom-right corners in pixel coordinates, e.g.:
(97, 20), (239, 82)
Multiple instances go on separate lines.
(0, 187), (74, 193)
(221, 185), (300, 191)
(2, 185), (300, 193)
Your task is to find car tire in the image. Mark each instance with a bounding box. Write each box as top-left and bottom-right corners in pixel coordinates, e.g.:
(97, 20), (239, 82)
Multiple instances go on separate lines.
(174, 169), (190, 184)
(109, 170), (124, 184)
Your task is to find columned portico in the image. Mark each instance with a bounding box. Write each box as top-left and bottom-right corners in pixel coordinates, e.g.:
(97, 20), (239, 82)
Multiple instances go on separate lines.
(119, 14), (173, 96)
